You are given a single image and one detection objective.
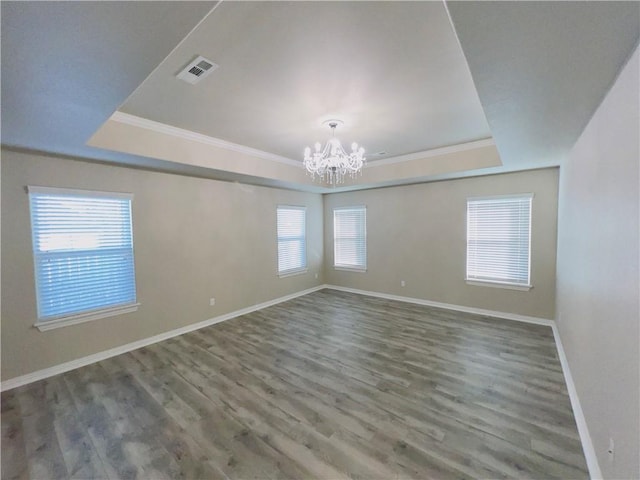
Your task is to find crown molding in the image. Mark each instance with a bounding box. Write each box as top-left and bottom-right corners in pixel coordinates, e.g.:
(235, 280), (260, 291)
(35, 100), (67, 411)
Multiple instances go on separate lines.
(110, 111), (302, 168)
(109, 112), (495, 171)
(366, 138), (496, 167)
(109, 112), (496, 172)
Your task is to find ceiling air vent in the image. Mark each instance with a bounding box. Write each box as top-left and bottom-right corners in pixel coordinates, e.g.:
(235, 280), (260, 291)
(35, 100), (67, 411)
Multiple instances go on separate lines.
(176, 55), (218, 85)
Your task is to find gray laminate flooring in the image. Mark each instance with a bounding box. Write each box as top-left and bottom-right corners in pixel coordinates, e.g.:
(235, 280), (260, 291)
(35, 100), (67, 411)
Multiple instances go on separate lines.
(1, 289), (589, 479)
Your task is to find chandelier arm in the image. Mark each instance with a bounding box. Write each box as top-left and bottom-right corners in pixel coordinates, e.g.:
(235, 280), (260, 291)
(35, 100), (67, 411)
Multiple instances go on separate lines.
(302, 121), (366, 186)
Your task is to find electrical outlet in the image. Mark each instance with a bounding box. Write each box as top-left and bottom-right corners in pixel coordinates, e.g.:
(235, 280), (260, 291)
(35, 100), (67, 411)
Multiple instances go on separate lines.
(401, 280), (406, 287)
(607, 438), (614, 462)
(209, 298), (216, 306)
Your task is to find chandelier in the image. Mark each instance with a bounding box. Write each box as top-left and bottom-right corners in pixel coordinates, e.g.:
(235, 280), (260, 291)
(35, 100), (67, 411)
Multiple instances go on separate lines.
(303, 120), (366, 185)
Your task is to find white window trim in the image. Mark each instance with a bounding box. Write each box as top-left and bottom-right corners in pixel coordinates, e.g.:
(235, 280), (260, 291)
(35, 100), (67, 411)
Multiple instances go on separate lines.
(276, 205), (307, 277)
(333, 205), (367, 272)
(466, 193), (534, 202)
(465, 193), (534, 290)
(277, 267), (308, 278)
(465, 279), (532, 291)
(28, 185), (138, 330)
(34, 303), (141, 332)
(27, 185), (134, 200)
(334, 266), (368, 273)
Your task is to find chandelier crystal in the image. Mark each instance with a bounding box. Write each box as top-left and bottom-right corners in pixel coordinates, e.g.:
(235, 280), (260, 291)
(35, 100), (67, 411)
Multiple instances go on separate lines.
(303, 120), (366, 186)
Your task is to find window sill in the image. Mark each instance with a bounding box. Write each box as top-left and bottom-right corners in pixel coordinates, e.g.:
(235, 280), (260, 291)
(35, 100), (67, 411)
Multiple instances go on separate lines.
(34, 303), (141, 332)
(278, 268), (308, 278)
(465, 279), (532, 291)
(334, 266), (367, 273)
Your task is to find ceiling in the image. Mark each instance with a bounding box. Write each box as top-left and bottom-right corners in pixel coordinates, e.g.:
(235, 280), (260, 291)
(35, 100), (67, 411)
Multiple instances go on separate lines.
(2, 1), (638, 193)
(447, 1), (640, 168)
(118, 1), (491, 162)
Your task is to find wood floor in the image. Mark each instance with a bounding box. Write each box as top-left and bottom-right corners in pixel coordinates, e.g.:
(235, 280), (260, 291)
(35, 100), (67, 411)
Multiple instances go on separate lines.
(2, 289), (589, 479)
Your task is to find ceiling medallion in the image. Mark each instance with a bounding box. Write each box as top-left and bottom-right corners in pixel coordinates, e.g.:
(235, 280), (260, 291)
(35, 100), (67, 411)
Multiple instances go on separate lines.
(303, 120), (366, 186)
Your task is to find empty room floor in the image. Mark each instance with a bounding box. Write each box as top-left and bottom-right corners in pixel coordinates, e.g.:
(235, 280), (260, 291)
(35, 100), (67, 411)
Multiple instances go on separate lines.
(1, 289), (588, 479)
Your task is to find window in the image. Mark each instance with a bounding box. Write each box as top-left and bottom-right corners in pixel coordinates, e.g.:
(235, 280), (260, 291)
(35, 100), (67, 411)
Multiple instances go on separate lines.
(333, 206), (366, 271)
(466, 194), (533, 289)
(28, 186), (138, 330)
(277, 206), (307, 276)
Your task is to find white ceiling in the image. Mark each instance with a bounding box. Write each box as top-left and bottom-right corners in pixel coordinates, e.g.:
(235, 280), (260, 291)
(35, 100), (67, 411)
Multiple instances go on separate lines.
(0, 1), (217, 170)
(119, 1), (491, 162)
(447, 1), (640, 168)
(2, 1), (638, 192)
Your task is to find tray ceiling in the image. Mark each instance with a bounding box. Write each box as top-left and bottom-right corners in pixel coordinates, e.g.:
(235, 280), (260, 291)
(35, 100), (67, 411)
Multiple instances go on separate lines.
(2, 1), (638, 192)
(117, 1), (491, 163)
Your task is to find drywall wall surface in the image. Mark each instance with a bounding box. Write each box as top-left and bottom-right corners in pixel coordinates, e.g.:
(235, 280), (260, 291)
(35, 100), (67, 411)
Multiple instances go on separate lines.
(556, 45), (639, 479)
(323, 168), (559, 319)
(1, 149), (324, 381)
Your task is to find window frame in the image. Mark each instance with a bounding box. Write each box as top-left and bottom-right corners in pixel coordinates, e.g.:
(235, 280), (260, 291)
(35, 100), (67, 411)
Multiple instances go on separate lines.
(465, 193), (533, 291)
(333, 206), (367, 272)
(276, 205), (308, 278)
(28, 186), (140, 331)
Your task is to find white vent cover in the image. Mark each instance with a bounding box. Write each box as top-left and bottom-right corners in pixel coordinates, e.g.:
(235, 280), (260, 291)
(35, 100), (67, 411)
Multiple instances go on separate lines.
(177, 55), (218, 85)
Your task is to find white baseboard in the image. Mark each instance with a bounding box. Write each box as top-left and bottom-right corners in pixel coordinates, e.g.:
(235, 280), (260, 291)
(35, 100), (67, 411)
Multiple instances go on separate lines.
(324, 284), (554, 326)
(551, 324), (602, 480)
(0, 285), (325, 392)
(323, 284), (600, 480)
(2, 283), (600, 479)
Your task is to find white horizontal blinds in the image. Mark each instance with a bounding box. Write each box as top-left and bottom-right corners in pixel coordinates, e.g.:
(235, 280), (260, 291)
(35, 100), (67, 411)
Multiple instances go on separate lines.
(29, 188), (136, 320)
(466, 195), (532, 286)
(334, 207), (366, 269)
(277, 206), (306, 274)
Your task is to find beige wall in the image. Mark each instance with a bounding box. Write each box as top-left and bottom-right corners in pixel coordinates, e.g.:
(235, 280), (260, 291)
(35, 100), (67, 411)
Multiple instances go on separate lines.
(1, 149), (324, 381)
(556, 46), (639, 479)
(0, 150), (559, 382)
(323, 168), (559, 319)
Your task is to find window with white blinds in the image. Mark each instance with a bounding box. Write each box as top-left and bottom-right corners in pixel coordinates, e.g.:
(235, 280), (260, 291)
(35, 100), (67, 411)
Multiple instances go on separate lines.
(333, 206), (366, 271)
(466, 194), (533, 287)
(28, 186), (138, 325)
(277, 206), (307, 276)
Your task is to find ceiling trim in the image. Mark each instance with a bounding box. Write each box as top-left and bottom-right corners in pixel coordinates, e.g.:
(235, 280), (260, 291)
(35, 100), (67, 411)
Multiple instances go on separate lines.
(111, 110), (495, 172)
(367, 138), (495, 168)
(110, 111), (302, 167)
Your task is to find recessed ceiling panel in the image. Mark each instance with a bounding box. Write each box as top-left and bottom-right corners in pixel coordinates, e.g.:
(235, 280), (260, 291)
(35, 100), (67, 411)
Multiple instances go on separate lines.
(119, 1), (492, 161)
